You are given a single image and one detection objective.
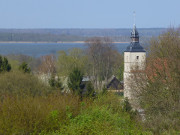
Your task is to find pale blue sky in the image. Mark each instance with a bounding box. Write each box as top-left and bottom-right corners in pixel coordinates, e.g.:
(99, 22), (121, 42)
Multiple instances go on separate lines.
(0, 0), (179, 28)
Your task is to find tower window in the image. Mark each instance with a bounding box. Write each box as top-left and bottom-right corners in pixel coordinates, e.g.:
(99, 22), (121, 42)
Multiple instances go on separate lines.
(136, 56), (139, 60)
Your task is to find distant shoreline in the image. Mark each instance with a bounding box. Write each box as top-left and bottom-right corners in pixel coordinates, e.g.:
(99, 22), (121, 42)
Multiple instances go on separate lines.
(0, 41), (129, 44)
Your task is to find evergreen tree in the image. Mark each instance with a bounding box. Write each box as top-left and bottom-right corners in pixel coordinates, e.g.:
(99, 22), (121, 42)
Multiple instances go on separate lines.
(49, 74), (63, 91)
(68, 68), (84, 96)
(2, 57), (11, 72)
(19, 62), (31, 73)
(0, 56), (11, 73)
(85, 81), (95, 97)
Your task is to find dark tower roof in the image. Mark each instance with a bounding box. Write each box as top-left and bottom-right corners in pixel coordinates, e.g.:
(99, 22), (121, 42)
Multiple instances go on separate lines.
(125, 24), (146, 52)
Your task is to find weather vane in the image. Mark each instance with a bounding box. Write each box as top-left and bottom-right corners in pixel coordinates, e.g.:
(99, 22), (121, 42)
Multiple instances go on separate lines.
(133, 11), (136, 25)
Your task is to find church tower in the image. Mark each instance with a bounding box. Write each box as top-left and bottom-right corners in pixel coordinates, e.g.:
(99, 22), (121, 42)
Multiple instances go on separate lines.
(123, 24), (146, 99)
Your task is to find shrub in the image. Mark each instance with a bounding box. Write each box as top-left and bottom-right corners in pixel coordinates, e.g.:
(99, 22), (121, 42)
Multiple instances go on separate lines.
(85, 81), (95, 97)
(0, 93), (80, 135)
(0, 92), (151, 135)
(48, 93), (151, 135)
(49, 74), (63, 91)
(19, 62), (31, 73)
(0, 56), (11, 72)
(0, 71), (49, 97)
(57, 107), (147, 135)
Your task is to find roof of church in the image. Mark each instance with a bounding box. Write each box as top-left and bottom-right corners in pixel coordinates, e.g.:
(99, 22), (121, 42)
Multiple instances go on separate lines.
(124, 24), (146, 52)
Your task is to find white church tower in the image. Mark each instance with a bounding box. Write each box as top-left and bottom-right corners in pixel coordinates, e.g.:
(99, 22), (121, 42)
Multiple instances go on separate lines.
(124, 24), (146, 99)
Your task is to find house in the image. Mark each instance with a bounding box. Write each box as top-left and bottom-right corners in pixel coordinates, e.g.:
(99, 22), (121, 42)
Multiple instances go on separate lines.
(82, 75), (123, 93)
(106, 76), (123, 92)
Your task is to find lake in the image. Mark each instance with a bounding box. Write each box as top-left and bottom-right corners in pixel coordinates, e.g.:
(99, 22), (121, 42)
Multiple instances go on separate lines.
(0, 43), (129, 57)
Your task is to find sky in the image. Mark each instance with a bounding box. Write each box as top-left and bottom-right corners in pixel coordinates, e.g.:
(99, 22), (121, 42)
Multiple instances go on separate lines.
(0, 0), (179, 29)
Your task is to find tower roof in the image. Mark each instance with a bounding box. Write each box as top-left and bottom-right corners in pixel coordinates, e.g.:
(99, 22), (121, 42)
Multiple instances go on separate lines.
(125, 24), (146, 52)
(125, 42), (146, 52)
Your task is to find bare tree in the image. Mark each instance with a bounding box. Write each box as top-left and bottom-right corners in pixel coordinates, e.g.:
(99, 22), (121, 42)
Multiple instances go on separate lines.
(38, 54), (56, 74)
(85, 37), (122, 90)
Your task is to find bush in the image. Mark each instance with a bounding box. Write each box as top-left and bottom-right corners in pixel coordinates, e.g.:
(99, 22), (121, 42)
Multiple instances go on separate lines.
(0, 93), (80, 135)
(47, 93), (151, 135)
(0, 71), (49, 97)
(49, 74), (63, 91)
(85, 81), (95, 97)
(58, 107), (147, 135)
(19, 62), (31, 73)
(0, 56), (11, 72)
(0, 92), (151, 135)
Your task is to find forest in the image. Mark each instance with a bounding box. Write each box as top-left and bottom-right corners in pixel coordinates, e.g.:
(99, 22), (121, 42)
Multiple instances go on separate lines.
(0, 28), (165, 42)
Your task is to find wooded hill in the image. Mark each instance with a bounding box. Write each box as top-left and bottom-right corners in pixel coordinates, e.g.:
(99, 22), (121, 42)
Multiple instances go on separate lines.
(0, 28), (166, 42)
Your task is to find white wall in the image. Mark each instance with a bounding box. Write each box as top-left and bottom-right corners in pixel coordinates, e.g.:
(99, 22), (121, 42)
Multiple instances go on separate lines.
(124, 52), (146, 98)
(124, 52), (146, 72)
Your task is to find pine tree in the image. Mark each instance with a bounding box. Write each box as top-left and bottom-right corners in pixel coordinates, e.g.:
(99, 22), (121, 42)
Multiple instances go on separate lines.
(49, 74), (63, 91)
(19, 62), (31, 73)
(2, 57), (11, 72)
(0, 56), (11, 73)
(68, 68), (84, 96)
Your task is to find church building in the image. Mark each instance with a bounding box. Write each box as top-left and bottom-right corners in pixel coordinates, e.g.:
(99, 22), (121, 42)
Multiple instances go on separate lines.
(123, 24), (146, 99)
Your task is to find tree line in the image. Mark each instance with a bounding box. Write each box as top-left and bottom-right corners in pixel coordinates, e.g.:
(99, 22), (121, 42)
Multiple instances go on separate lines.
(0, 33), (153, 42)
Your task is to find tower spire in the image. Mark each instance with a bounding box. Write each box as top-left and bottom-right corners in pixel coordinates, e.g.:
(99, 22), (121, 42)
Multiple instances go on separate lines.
(133, 11), (136, 25)
(131, 11), (139, 43)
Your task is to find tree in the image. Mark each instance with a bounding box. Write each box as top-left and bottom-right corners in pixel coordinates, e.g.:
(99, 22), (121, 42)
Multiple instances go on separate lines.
(116, 60), (124, 81)
(38, 54), (56, 74)
(7, 54), (41, 72)
(0, 56), (11, 73)
(130, 28), (180, 133)
(48, 74), (63, 91)
(68, 68), (84, 96)
(57, 48), (87, 76)
(85, 81), (95, 97)
(19, 62), (31, 73)
(85, 37), (122, 90)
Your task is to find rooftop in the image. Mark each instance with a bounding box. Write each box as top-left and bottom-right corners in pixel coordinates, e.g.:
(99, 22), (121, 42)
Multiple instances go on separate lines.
(125, 42), (146, 52)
